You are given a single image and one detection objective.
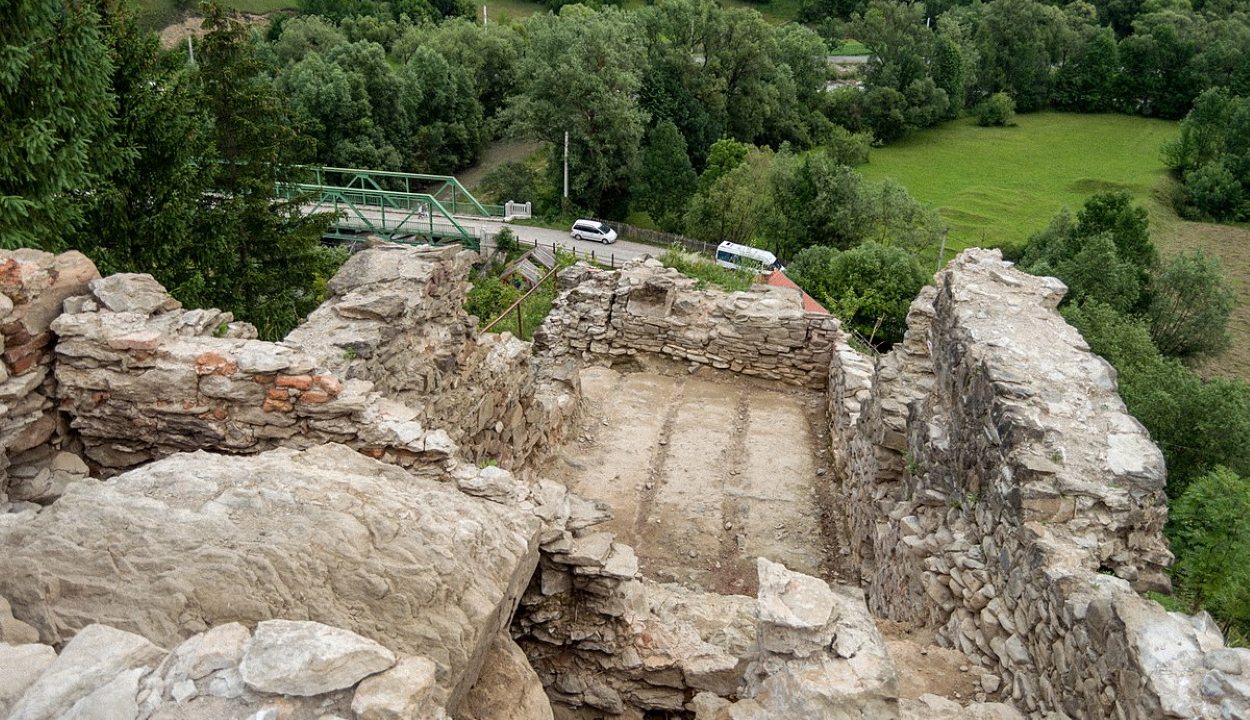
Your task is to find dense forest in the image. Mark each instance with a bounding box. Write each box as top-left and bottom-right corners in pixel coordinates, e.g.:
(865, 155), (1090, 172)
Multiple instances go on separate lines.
(2, 0), (1250, 640)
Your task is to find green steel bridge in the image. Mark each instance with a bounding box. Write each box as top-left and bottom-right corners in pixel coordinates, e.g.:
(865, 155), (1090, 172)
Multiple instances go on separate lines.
(281, 166), (530, 251)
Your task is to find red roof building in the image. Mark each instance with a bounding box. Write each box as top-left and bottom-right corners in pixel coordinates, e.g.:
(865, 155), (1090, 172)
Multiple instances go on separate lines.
(764, 270), (829, 315)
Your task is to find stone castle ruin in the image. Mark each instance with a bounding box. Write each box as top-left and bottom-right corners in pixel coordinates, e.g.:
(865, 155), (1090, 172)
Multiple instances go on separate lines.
(0, 243), (1246, 720)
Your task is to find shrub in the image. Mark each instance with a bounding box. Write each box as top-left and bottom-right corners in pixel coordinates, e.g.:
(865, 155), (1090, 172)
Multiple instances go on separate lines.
(495, 227), (520, 256)
(1146, 249), (1235, 362)
(1168, 466), (1250, 641)
(1184, 163), (1245, 221)
(975, 92), (1016, 127)
(789, 242), (927, 349)
(465, 275), (522, 325)
(825, 125), (873, 167)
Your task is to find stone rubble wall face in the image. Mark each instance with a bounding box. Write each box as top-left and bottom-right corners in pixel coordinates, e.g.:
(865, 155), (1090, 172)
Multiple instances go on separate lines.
(4, 247), (1248, 719)
(284, 245), (579, 470)
(48, 246), (576, 475)
(537, 263), (839, 390)
(833, 249), (1245, 719)
(0, 250), (99, 506)
(52, 301), (449, 473)
(514, 534), (752, 715)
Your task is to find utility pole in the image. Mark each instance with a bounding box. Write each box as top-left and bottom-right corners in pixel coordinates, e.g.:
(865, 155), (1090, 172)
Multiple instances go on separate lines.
(187, 36), (194, 65)
(562, 131), (570, 214)
(482, 5), (487, 27)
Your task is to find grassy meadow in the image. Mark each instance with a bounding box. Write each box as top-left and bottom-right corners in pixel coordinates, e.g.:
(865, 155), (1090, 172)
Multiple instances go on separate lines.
(858, 113), (1179, 256)
(861, 112), (1250, 381)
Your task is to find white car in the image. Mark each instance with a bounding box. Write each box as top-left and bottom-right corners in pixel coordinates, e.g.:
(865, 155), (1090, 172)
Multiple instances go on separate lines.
(571, 219), (617, 244)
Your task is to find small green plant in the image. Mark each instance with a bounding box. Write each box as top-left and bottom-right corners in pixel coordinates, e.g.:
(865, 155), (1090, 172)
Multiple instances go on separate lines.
(480, 458), (499, 468)
(212, 322), (230, 338)
(903, 451), (920, 475)
(342, 347), (358, 360)
(1050, 450), (1065, 465)
(964, 492), (979, 508)
(465, 248), (576, 340)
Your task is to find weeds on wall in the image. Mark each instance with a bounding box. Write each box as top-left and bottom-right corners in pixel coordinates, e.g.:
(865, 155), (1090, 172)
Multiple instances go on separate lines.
(657, 247), (758, 293)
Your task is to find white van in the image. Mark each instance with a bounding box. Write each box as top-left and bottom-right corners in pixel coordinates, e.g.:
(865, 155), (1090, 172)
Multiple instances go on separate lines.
(715, 241), (779, 272)
(571, 219), (617, 244)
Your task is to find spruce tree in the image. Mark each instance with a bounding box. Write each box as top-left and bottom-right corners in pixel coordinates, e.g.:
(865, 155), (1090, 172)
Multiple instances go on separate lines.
(194, 2), (339, 340)
(632, 121), (697, 233)
(67, 0), (214, 292)
(0, 0), (123, 248)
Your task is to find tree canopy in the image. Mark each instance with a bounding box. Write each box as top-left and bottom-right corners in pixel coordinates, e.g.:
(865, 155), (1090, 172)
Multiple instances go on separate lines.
(1, 0), (123, 248)
(1164, 87), (1250, 221)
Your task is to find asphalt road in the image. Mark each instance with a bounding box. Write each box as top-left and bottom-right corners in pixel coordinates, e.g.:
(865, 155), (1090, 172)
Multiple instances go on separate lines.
(314, 202), (669, 268)
(469, 218), (665, 268)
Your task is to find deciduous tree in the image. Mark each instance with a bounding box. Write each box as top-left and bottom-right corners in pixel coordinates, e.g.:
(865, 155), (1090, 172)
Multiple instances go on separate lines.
(1147, 249), (1235, 361)
(1169, 466), (1250, 637)
(789, 242), (927, 348)
(632, 121), (698, 232)
(504, 5), (649, 211)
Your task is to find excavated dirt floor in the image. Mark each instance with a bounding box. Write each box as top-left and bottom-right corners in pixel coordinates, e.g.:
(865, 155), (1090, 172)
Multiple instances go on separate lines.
(546, 362), (985, 704)
(545, 363), (843, 596)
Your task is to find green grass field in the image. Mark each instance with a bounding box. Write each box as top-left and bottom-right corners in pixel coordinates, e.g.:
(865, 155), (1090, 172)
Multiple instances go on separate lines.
(831, 38), (868, 55)
(859, 112), (1250, 382)
(858, 113), (1179, 256)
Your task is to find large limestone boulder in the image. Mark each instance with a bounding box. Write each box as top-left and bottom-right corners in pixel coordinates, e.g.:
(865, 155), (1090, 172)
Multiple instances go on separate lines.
(240, 619), (396, 696)
(702, 560), (898, 720)
(459, 632), (554, 720)
(6, 623), (164, 720)
(0, 443), (541, 712)
(352, 655), (445, 720)
(0, 642), (56, 716)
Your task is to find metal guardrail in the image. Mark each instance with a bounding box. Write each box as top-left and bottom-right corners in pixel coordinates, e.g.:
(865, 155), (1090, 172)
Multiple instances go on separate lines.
(283, 182), (477, 246)
(301, 165), (499, 218)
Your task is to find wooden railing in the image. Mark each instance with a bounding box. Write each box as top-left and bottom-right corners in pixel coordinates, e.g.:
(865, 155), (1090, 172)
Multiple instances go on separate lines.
(481, 265), (561, 338)
(511, 236), (621, 268)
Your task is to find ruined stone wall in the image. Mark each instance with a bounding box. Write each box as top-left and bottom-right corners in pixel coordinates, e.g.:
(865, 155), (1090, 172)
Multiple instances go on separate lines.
(0, 250), (98, 508)
(50, 245), (576, 475)
(537, 261), (838, 390)
(834, 249), (1249, 719)
(284, 244), (579, 469)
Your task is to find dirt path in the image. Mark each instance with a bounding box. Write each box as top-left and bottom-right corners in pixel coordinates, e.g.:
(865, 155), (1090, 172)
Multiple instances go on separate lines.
(456, 139), (542, 193)
(546, 365), (832, 595)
